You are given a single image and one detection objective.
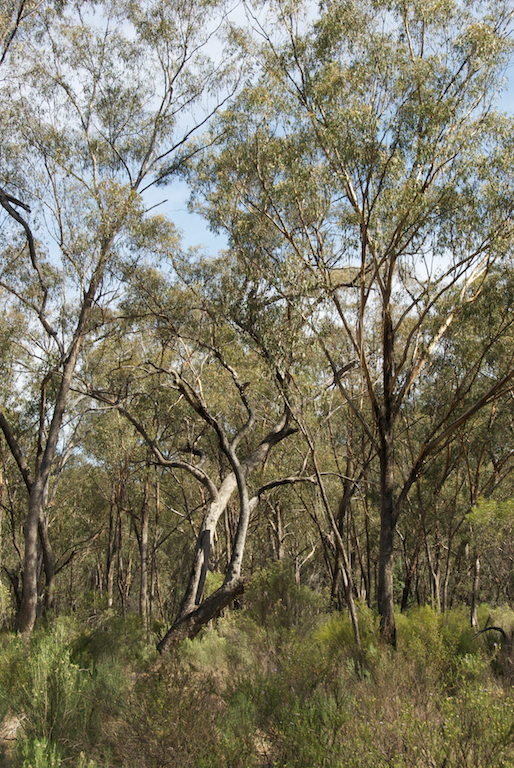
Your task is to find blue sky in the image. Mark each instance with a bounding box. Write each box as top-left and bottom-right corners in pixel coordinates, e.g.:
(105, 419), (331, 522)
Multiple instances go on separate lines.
(151, 177), (226, 254)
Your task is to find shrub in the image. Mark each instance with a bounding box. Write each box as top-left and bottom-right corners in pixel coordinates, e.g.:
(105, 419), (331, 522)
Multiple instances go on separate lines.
(244, 559), (327, 630)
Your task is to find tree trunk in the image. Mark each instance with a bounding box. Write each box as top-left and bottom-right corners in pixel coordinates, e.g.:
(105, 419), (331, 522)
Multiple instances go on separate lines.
(377, 424), (397, 644)
(377, 307), (397, 646)
(12, 231), (117, 636)
(106, 480), (118, 609)
(157, 579), (245, 652)
(400, 536), (421, 613)
(158, 452), (254, 651)
(470, 556), (480, 630)
(178, 413), (295, 620)
(377, 410), (397, 642)
(139, 468), (150, 628)
(38, 511), (55, 614)
(17, 480), (44, 635)
(149, 473), (160, 623)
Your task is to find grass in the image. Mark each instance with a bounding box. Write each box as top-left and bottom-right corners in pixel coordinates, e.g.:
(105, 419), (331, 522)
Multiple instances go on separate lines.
(2, 587), (514, 766)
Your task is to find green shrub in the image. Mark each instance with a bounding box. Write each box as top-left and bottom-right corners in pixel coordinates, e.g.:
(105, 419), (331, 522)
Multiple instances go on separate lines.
(70, 613), (158, 671)
(19, 737), (62, 768)
(311, 602), (379, 677)
(395, 605), (485, 689)
(108, 660), (223, 768)
(4, 604), (514, 768)
(25, 629), (93, 742)
(244, 559), (327, 630)
(0, 619), (141, 766)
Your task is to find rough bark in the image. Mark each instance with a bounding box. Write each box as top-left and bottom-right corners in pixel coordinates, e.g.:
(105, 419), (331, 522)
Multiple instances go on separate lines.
(38, 512), (55, 613)
(14, 232), (116, 635)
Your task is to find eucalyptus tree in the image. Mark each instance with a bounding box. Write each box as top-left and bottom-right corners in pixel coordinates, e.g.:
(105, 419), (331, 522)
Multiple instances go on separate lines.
(0, 0), (45, 66)
(0, 0), (239, 635)
(402, 266), (514, 612)
(80, 257), (309, 648)
(192, 0), (514, 643)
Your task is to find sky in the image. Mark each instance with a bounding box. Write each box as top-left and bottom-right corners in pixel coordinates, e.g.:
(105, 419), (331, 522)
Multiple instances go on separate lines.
(149, 177), (226, 254)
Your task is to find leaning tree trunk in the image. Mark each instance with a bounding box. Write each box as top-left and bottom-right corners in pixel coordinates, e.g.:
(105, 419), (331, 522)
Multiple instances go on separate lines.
(158, 438), (254, 653)
(177, 412), (296, 622)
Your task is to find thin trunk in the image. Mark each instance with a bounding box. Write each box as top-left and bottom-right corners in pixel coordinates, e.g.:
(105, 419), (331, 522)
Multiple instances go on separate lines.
(106, 480), (118, 609)
(363, 490), (372, 609)
(351, 514), (368, 604)
(330, 554), (343, 610)
(118, 515), (134, 616)
(470, 556), (480, 630)
(442, 548), (452, 614)
(271, 502), (285, 561)
(149, 474), (160, 622)
(425, 538), (441, 613)
(139, 468), (150, 628)
(312, 452), (361, 649)
(442, 516), (464, 613)
(400, 536), (421, 613)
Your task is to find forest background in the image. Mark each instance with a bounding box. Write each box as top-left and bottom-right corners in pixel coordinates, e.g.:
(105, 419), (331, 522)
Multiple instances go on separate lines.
(3, 0), (514, 765)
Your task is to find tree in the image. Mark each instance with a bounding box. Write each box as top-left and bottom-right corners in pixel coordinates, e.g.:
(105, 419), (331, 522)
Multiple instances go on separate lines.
(0, 0), (238, 635)
(80, 263), (303, 648)
(397, 267), (514, 612)
(0, 0), (45, 66)
(191, 0), (514, 643)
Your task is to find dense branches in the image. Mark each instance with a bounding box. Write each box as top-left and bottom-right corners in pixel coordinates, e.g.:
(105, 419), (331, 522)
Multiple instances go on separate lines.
(0, 0), (514, 650)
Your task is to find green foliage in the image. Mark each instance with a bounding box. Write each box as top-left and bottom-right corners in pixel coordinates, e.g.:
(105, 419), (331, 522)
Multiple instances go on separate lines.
(395, 605), (484, 689)
(314, 602), (378, 657)
(0, 619), (138, 766)
(244, 559), (327, 630)
(69, 614), (158, 671)
(3, 0), (514, 763)
(203, 570), (224, 598)
(0, 631), (91, 763)
(19, 737), (62, 768)
(0, 581), (12, 628)
(467, 502), (514, 602)
(2, 606), (514, 767)
(110, 661), (223, 768)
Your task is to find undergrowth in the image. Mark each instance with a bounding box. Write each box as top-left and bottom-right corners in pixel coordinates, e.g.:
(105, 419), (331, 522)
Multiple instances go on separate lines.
(1, 572), (514, 767)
